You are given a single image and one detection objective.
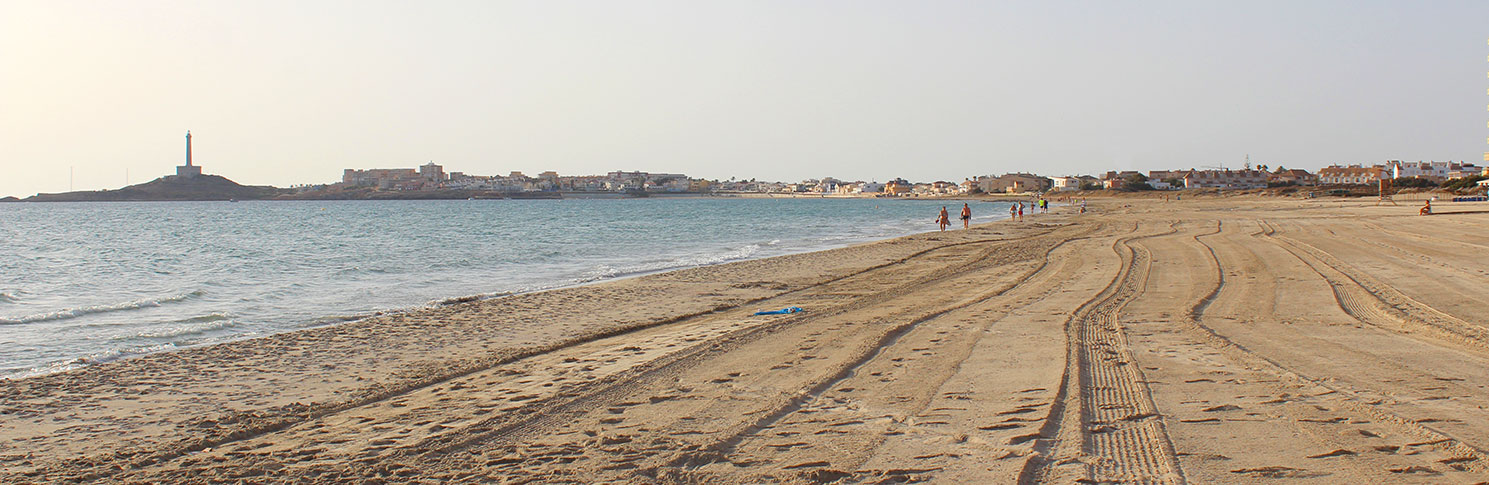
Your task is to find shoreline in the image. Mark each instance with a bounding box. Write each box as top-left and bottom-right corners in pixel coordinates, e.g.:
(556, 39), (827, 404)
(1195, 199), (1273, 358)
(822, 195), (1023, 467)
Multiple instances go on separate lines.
(1, 201), (1013, 381)
(2, 211), (1052, 477)
(5, 197), (1489, 482)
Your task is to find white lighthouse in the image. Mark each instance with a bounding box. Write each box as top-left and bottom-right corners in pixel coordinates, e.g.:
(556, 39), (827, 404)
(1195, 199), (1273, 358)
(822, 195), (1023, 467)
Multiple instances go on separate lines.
(176, 131), (202, 178)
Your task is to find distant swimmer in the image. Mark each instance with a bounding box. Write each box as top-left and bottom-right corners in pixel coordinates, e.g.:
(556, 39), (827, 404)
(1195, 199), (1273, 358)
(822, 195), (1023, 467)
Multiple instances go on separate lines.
(960, 203), (971, 229)
(937, 206), (951, 231)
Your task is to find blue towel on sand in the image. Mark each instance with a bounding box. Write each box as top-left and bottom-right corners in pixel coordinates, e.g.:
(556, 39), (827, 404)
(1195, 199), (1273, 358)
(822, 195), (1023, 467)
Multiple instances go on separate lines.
(754, 307), (803, 316)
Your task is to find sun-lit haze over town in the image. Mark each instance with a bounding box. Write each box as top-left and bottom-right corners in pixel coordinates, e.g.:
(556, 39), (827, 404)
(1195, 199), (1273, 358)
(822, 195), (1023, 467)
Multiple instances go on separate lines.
(2, 0), (1486, 198)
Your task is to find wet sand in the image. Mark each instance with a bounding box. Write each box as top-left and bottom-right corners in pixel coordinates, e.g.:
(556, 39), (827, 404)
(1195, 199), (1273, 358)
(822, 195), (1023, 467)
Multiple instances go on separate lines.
(3, 196), (1489, 483)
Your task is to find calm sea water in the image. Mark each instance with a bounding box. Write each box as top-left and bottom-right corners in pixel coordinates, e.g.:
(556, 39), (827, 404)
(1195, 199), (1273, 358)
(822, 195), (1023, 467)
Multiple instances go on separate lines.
(0, 197), (1009, 379)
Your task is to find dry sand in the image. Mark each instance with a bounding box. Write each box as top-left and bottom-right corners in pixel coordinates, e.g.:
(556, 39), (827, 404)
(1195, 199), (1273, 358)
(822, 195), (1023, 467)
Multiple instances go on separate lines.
(3, 196), (1488, 483)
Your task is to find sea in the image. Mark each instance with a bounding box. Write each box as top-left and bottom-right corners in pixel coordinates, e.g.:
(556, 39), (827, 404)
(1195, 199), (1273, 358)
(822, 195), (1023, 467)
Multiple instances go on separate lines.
(0, 197), (1011, 379)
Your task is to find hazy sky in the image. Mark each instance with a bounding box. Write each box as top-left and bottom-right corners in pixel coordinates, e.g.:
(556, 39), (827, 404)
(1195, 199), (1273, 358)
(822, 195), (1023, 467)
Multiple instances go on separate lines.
(2, 1), (1486, 196)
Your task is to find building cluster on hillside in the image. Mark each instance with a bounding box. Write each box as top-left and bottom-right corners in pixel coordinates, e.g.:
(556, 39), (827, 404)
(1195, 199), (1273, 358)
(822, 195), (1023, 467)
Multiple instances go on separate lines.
(1315, 161), (1487, 186)
(334, 164), (695, 193)
(959, 159), (1487, 194)
(325, 163), (974, 196)
(318, 158), (1489, 196)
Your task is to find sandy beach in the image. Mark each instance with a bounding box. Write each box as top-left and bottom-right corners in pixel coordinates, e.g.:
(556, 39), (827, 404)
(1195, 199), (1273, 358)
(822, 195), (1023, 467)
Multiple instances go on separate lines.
(3, 196), (1488, 483)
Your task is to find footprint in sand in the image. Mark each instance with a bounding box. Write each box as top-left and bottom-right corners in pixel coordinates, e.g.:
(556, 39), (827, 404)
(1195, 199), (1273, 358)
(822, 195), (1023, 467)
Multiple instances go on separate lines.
(765, 442), (808, 450)
(1230, 466), (1330, 479)
(1387, 466), (1440, 475)
(1007, 433), (1041, 445)
(1306, 449), (1356, 459)
(978, 423), (1021, 431)
(1297, 417), (1346, 424)
(1439, 457), (1475, 471)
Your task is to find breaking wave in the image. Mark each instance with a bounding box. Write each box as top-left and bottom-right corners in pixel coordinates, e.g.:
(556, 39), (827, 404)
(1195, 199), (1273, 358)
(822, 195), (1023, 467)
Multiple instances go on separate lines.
(580, 242), (765, 283)
(120, 313), (238, 340)
(0, 291), (205, 326)
(1, 343), (179, 380)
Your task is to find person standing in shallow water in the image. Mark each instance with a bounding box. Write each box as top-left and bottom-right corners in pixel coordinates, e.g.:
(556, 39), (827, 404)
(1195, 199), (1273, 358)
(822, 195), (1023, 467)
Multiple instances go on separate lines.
(960, 203), (971, 229)
(937, 206), (951, 231)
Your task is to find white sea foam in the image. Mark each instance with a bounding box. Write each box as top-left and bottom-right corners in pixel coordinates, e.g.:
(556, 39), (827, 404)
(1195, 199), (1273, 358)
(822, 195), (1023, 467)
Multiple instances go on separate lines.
(304, 314), (372, 327)
(1, 361), (86, 381)
(430, 291), (512, 307)
(579, 242), (767, 283)
(0, 343), (178, 380)
(122, 314), (237, 340)
(78, 343), (179, 365)
(0, 290), (205, 325)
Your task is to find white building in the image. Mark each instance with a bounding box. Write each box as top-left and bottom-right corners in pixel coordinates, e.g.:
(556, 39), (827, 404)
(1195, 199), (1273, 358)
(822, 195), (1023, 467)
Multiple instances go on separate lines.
(1318, 165), (1385, 185)
(1387, 160), (1478, 182)
(1050, 176), (1080, 191)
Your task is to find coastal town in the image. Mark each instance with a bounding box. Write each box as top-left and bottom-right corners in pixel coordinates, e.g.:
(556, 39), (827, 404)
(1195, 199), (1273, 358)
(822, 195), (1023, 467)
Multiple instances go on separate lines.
(306, 158), (1489, 198)
(5, 133), (1487, 202)
(11, 157), (1488, 203)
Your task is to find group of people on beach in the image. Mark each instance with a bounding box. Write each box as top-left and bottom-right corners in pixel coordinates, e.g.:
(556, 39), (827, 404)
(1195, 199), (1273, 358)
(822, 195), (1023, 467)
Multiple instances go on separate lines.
(937, 196), (1061, 231)
(1007, 198), (1050, 222)
(936, 203), (973, 231)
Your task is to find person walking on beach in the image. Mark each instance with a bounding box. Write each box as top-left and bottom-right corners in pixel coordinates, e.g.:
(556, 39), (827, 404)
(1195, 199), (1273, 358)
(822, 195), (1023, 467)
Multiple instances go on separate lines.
(960, 203), (972, 229)
(937, 206), (951, 231)
(1009, 202), (1017, 222)
(1017, 202), (1024, 222)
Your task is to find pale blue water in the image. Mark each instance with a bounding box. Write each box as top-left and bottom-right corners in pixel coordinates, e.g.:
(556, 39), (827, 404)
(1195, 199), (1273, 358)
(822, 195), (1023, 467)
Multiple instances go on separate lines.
(0, 198), (1008, 379)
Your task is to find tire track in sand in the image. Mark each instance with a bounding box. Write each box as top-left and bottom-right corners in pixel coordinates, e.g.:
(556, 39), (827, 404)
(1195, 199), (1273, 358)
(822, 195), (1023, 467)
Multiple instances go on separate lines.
(1023, 221), (1185, 484)
(106, 226), (1089, 483)
(699, 223), (1112, 481)
(1180, 219), (1489, 475)
(416, 229), (1081, 459)
(1257, 219), (1489, 354)
(77, 229), (1056, 483)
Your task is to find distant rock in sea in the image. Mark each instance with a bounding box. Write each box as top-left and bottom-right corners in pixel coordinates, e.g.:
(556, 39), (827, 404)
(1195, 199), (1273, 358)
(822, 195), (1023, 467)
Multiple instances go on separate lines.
(24, 174), (285, 202)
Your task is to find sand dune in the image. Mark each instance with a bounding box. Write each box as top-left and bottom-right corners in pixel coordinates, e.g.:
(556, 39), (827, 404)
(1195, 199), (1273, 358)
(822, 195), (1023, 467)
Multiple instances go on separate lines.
(3, 196), (1488, 483)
